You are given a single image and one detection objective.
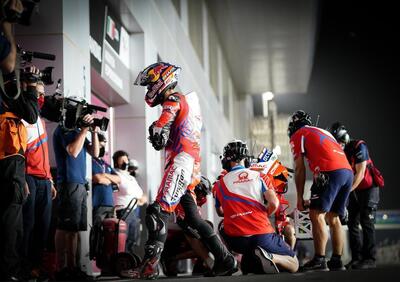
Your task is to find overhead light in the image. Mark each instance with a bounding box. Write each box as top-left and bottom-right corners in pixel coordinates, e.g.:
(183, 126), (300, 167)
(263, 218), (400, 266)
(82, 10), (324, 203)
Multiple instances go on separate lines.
(262, 91), (274, 101)
(261, 91), (274, 117)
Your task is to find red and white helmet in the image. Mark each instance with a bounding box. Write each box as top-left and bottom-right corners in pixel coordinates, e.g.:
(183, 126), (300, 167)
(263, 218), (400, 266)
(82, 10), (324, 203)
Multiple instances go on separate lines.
(134, 62), (181, 107)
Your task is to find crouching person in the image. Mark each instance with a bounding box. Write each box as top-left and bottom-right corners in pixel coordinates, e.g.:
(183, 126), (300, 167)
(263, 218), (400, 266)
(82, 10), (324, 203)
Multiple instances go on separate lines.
(214, 140), (299, 274)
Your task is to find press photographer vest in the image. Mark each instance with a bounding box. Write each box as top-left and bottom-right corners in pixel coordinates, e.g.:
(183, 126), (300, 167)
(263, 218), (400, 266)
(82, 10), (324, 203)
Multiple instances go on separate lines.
(0, 111), (27, 159)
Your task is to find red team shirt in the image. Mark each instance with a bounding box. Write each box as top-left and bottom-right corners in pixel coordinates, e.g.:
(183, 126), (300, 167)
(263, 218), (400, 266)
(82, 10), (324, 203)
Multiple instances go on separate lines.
(290, 126), (351, 173)
(214, 167), (275, 237)
(23, 117), (52, 179)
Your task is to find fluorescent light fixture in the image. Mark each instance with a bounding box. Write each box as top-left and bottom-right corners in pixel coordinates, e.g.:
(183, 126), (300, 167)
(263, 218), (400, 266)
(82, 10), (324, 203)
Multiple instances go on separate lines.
(262, 91), (274, 101)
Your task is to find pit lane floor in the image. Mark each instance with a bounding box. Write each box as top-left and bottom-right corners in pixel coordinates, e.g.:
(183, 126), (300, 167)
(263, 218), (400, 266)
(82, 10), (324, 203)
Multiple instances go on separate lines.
(97, 264), (400, 282)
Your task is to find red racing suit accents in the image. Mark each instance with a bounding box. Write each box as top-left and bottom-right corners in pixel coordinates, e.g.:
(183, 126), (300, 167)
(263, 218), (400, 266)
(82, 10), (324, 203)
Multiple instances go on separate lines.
(155, 92), (202, 212)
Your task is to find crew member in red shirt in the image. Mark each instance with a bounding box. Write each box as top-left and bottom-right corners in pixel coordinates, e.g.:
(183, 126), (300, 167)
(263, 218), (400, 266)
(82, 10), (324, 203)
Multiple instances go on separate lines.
(288, 110), (353, 271)
(215, 140), (299, 274)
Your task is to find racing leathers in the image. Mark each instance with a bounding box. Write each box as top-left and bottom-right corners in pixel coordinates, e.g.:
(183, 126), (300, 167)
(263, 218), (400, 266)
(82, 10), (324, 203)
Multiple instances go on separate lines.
(151, 92), (202, 212)
(140, 92), (202, 278)
(141, 92), (236, 278)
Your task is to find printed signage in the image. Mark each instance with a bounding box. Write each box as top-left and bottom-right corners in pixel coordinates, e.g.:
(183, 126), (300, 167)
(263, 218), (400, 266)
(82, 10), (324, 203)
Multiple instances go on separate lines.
(89, 1), (130, 101)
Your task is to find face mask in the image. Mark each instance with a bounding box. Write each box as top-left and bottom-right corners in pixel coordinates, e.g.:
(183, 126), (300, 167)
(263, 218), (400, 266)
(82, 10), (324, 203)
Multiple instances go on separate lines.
(37, 95), (45, 110)
(120, 162), (129, 171)
(99, 147), (105, 158)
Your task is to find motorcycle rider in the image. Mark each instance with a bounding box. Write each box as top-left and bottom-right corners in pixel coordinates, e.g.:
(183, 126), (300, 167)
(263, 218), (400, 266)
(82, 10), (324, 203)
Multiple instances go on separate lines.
(133, 62), (237, 279)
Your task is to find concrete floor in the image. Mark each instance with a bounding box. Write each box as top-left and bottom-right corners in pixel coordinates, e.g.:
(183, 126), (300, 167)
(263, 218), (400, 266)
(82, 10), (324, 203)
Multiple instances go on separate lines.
(96, 264), (400, 282)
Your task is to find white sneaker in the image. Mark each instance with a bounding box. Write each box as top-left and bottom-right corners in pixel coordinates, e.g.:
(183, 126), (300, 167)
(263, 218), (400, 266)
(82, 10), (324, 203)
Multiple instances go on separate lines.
(254, 246), (279, 274)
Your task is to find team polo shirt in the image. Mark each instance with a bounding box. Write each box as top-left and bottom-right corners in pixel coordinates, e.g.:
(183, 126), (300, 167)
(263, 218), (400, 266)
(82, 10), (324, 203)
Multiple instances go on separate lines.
(23, 117), (52, 179)
(345, 140), (369, 166)
(290, 126), (351, 173)
(53, 125), (88, 184)
(92, 158), (115, 208)
(214, 165), (275, 237)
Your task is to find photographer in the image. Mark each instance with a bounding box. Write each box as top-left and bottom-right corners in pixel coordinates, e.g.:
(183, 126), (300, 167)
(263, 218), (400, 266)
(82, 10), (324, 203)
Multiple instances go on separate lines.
(21, 81), (57, 280)
(1, 14), (40, 282)
(53, 104), (99, 280)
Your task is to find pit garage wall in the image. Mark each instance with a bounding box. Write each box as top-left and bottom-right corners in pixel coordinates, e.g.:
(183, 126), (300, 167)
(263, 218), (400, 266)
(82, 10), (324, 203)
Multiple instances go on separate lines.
(119, 1), (254, 226)
(120, 0), (255, 213)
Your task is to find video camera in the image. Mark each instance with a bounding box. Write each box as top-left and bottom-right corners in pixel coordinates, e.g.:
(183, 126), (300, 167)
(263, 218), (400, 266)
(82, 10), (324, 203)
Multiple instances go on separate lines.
(0, 0), (40, 26)
(19, 46), (55, 85)
(40, 80), (109, 132)
(63, 97), (109, 131)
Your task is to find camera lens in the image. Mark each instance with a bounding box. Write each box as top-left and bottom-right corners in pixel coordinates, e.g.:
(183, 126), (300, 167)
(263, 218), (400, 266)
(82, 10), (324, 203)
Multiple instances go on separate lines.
(40, 67), (54, 85)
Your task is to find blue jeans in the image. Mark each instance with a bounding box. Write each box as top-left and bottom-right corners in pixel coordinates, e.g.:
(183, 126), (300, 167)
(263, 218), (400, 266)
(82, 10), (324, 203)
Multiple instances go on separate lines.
(22, 175), (52, 268)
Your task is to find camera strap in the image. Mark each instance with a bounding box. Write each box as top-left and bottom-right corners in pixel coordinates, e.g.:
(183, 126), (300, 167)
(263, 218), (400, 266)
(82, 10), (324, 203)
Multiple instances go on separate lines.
(0, 63), (21, 100)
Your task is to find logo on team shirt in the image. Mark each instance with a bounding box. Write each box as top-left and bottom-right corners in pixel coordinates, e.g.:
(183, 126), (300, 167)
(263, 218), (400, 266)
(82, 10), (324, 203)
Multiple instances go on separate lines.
(233, 172), (252, 184)
(230, 211), (253, 219)
(290, 141), (295, 154)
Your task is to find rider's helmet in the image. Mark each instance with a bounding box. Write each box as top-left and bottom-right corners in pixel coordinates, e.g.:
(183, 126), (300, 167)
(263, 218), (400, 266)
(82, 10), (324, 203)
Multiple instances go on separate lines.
(194, 176), (212, 198)
(134, 62), (181, 107)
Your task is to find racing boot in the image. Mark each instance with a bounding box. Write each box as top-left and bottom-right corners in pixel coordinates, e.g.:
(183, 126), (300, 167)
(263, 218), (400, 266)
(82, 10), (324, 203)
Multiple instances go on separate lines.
(204, 235), (238, 276)
(130, 241), (164, 279)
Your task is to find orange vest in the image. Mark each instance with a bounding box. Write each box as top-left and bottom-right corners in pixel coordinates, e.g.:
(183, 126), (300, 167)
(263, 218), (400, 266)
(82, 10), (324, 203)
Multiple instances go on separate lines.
(0, 111), (27, 159)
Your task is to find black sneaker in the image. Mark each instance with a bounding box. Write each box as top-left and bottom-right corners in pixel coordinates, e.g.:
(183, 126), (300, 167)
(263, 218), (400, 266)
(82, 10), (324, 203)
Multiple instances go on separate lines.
(352, 259), (376, 270)
(70, 267), (90, 281)
(54, 268), (72, 281)
(301, 257), (329, 272)
(254, 247), (279, 274)
(240, 253), (253, 275)
(327, 258), (346, 271)
(345, 259), (360, 269)
(209, 254), (238, 276)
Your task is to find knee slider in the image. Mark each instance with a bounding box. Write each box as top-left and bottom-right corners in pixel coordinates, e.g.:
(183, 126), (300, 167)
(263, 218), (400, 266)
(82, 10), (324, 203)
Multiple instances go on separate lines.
(145, 202), (168, 236)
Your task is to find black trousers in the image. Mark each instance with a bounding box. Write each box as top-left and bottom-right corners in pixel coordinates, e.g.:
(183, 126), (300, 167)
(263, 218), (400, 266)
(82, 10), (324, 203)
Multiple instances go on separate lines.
(347, 187), (380, 261)
(0, 156), (26, 278)
(179, 191), (227, 261)
(22, 175), (53, 269)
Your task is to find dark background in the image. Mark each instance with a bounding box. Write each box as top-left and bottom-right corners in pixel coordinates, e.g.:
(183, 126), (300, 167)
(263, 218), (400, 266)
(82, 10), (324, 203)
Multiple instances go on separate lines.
(275, 1), (399, 209)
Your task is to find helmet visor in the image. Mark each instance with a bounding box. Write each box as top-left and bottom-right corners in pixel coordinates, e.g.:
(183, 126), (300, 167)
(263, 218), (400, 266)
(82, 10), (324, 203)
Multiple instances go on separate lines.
(134, 70), (154, 86)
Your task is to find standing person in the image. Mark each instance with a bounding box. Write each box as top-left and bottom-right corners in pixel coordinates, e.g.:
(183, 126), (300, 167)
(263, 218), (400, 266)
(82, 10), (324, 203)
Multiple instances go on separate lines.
(21, 81), (57, 280)
(288, 110), (353, 271)
(1, 12), (40, 280)
(214, 140), (299, 274)
(92, 133), (120, 226)
(52, 106), (99, 280)
(132, 62), (237, 279)
(112, 150), (146, 259)
(329, 122), (380, 269)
